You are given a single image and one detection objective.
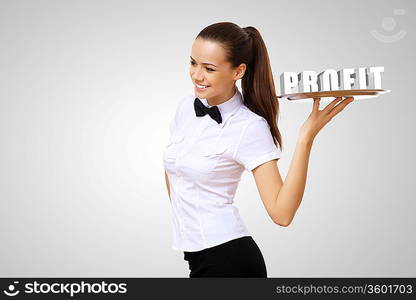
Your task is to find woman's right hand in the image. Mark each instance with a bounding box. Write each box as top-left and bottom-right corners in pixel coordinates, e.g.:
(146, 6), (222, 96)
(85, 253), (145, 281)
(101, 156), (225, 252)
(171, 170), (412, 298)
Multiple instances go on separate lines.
(299, 96), (354, 141)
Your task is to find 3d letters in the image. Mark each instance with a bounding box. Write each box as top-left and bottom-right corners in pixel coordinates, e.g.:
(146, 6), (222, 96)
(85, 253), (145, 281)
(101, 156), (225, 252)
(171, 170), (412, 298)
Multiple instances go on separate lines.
(279, 66), (385, 95)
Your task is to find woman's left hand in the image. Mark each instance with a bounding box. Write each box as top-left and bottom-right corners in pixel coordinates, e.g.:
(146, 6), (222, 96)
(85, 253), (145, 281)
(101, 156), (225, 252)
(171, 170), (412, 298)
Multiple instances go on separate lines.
(299, 96), (354, 141)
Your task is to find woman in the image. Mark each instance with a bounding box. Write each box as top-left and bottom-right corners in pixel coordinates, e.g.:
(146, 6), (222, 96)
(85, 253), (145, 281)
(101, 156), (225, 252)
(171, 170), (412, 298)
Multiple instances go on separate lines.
(163, 22), (354, 278)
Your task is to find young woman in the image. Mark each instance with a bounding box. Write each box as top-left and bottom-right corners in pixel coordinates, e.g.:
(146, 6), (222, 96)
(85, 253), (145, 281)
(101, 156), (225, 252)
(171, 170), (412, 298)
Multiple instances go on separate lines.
(163, 22), (354, 278)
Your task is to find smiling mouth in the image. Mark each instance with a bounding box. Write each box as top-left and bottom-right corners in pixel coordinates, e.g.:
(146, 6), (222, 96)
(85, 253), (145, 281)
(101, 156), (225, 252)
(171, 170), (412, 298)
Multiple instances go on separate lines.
(195, 84), (210, 89)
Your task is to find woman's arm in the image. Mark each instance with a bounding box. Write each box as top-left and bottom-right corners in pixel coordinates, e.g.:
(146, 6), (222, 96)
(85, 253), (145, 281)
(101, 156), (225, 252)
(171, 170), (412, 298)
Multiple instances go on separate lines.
(253, 97), (354, 226)
(252, 135), (312, 227)
(165, 170), (171, 201)
(272, 135), (313, 226)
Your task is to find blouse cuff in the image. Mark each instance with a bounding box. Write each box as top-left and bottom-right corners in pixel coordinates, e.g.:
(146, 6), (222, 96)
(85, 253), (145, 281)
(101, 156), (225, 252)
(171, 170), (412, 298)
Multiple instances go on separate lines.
(245, 149), (281, 171)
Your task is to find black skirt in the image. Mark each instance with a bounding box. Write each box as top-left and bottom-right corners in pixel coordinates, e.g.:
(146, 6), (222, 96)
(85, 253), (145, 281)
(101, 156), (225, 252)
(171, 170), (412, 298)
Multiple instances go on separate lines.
(183, 236), (267, 278)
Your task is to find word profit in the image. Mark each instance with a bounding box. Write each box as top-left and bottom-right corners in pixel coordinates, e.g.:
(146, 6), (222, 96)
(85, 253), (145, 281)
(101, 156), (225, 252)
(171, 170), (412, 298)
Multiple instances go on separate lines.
(279, 66), (384, 95)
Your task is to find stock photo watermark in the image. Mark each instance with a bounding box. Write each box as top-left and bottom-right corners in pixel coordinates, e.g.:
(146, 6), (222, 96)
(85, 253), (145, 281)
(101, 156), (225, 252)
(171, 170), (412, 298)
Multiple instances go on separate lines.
(370, 8), (407, 43)
(2, 280), (127, 297)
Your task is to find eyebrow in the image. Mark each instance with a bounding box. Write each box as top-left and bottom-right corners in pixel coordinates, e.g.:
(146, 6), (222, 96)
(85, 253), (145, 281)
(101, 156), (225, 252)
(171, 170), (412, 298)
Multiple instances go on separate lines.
(190, 56), (217, 67)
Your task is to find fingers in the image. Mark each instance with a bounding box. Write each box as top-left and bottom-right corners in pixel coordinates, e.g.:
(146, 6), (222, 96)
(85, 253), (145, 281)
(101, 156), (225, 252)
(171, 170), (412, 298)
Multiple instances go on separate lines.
(322, 97), (343, 114)
(313, 98), (320, 112)
(326, 97), (354, 119)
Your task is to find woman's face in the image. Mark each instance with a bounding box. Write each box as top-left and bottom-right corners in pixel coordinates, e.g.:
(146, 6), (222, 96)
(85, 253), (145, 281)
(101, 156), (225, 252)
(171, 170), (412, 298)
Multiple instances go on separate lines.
(190, 38), (246, 106)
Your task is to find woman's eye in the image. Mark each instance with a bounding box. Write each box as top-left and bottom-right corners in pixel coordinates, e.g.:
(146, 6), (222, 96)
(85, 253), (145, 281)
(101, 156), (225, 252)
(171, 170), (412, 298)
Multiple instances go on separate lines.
(190, 61), (214, 72)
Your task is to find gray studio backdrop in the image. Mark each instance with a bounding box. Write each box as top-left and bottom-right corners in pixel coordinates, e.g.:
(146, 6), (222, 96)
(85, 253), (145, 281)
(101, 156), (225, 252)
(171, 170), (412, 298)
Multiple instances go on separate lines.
(0, 0), (414, 277)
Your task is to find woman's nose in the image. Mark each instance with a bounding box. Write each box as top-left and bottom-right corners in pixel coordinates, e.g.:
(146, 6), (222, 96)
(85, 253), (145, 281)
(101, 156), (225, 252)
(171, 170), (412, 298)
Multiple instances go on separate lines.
(191, 68), (204, 81)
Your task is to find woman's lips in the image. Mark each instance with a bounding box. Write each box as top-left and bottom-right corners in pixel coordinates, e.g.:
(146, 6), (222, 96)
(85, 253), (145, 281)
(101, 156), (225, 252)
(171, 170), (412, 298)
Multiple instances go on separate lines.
(195, 84), (210, 91)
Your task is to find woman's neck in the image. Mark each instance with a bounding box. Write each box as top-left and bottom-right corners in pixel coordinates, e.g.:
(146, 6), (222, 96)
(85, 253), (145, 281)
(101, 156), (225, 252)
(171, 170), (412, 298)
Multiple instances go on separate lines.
(207, 85), (237, 106)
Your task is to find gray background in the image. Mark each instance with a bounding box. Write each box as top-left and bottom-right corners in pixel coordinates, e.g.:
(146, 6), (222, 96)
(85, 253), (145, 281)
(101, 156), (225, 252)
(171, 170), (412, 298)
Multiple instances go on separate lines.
(0, 0), (414, 277)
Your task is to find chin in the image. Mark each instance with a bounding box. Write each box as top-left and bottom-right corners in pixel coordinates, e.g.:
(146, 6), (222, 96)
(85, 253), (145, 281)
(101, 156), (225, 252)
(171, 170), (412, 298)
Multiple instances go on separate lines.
(195, 88), (212, 96)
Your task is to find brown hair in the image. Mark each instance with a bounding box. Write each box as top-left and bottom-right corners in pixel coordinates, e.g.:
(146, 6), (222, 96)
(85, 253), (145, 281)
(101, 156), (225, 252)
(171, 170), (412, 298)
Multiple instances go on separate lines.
(196, 22), (283, 151)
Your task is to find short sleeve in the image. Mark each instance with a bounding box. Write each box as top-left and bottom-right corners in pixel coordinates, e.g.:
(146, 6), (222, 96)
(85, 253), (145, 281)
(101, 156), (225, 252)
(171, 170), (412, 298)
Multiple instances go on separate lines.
(233, 117), (281, 171)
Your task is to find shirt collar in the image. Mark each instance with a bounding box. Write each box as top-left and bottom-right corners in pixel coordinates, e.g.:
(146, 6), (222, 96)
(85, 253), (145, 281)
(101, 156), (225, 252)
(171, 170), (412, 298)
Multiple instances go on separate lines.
(196, 88), (243, 128)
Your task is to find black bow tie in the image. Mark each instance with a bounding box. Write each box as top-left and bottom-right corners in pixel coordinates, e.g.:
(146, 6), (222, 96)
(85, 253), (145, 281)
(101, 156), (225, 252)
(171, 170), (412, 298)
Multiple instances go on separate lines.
(194, 98), (222, 124)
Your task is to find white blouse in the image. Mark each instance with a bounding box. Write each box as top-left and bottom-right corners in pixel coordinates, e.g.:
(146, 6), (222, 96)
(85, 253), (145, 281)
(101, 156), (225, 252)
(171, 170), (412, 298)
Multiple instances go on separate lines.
(163, 88), (282, 252)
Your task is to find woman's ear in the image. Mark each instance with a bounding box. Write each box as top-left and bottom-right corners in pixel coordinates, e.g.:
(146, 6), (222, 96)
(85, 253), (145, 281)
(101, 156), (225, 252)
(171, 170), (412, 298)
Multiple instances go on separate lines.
(234, 63), (246, 80)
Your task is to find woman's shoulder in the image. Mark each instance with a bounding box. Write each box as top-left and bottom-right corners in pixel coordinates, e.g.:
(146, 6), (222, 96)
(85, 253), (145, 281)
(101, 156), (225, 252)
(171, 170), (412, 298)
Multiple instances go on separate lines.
(173, 93), (194, 116)
(235, 104), (266, 124)
(177, 93), (194, 107)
